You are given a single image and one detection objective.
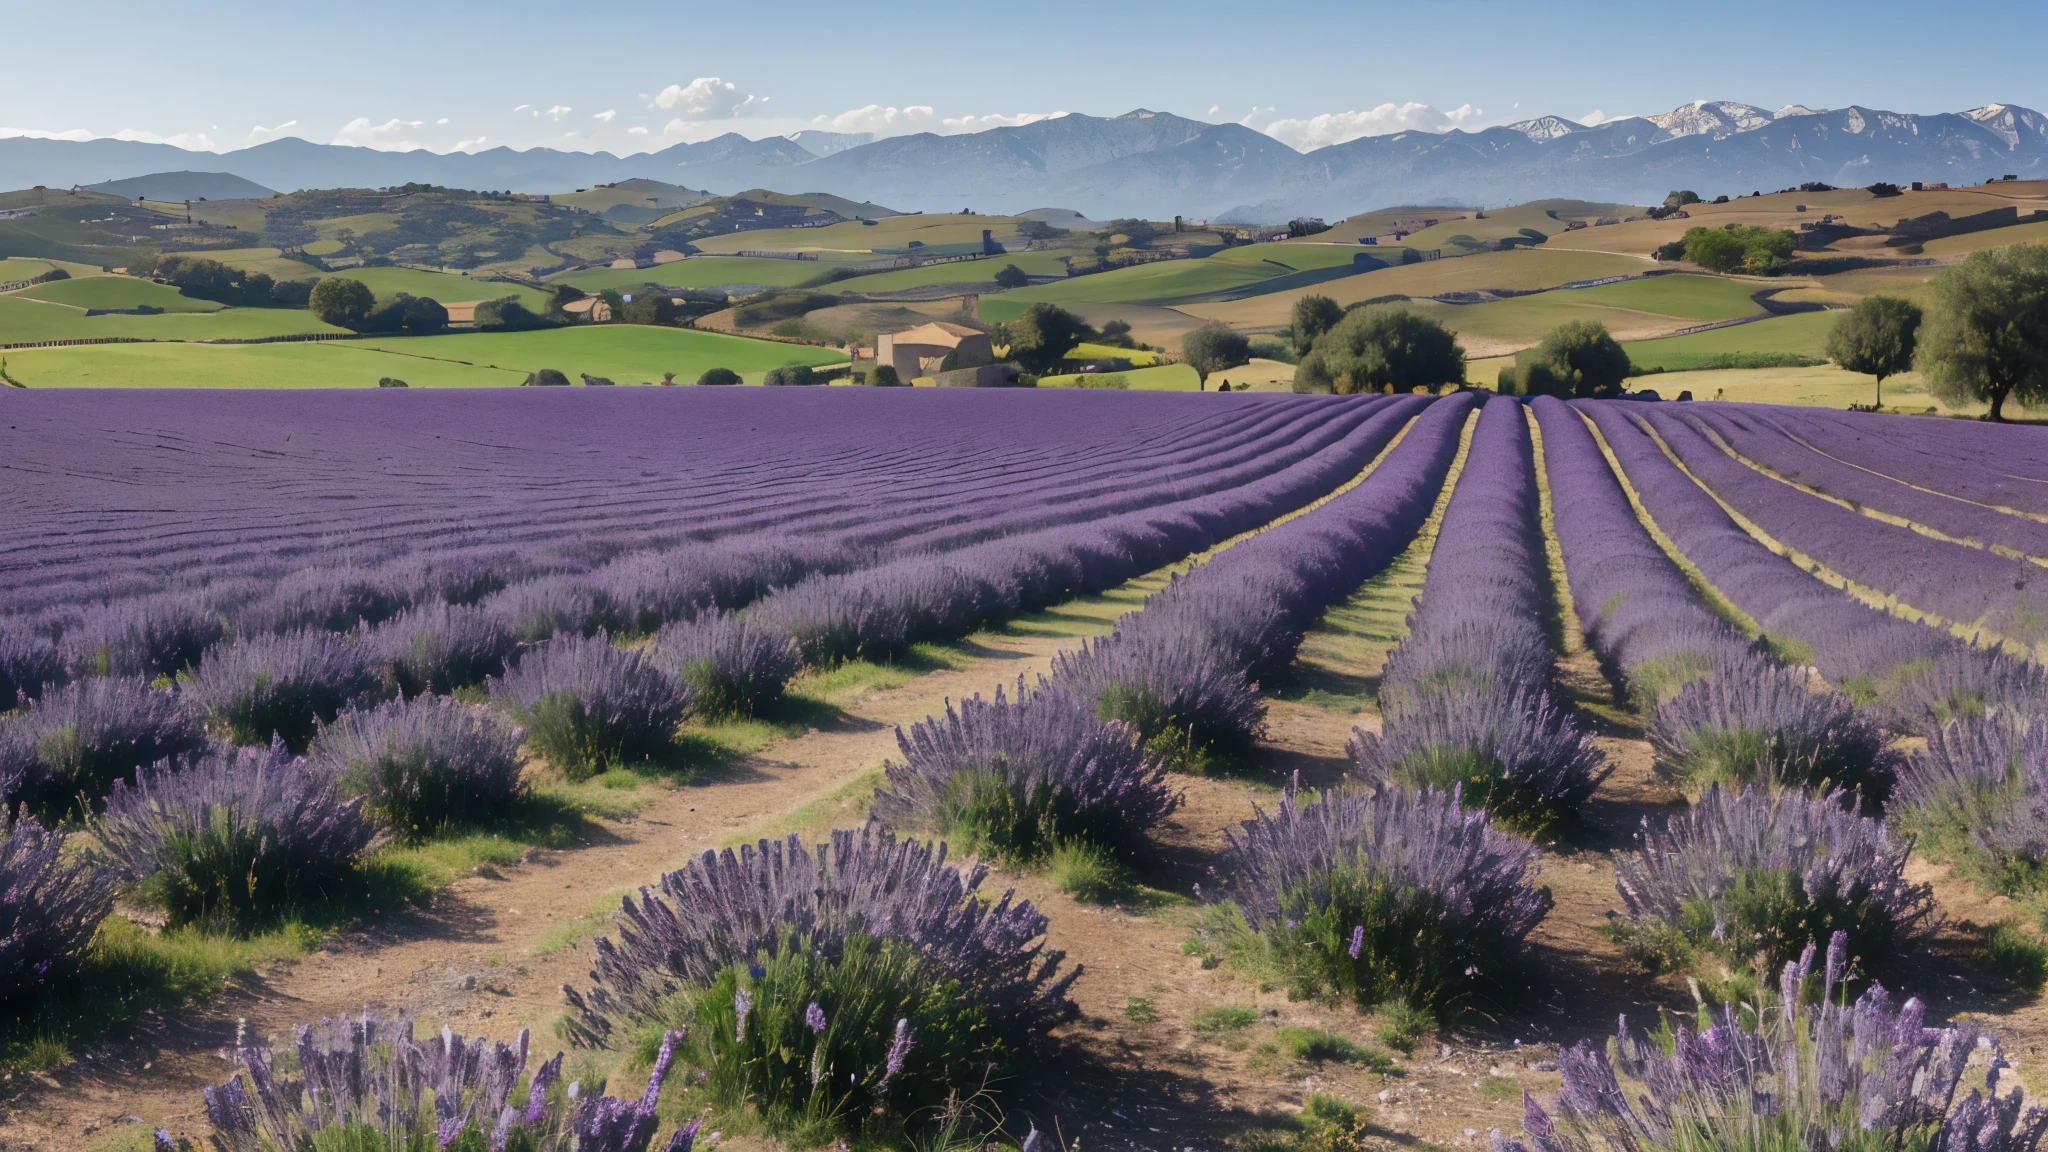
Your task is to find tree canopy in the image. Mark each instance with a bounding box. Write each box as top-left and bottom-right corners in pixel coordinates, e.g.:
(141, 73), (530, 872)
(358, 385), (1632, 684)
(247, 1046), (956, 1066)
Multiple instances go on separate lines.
(696, 367), (742, 386)
(992, 264), (1031, 289)
(308, 277), (374, 328)
(1826, 295), (1922, 408)
(474, 296), (549, 332)
(1005, 303), (1093, 374)
(1293, 306), (1466, 395)
(1181, 323), (1251, 387)
(1290, 294), (1344, 356)
(1498, 320), (1632, 398)
(1919, 243), (2048, 421)
(1680, 225), (1797, 274)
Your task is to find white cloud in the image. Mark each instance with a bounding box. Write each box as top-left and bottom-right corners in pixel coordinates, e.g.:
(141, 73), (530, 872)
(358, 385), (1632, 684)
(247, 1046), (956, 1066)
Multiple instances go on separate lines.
(940, 111), (1063, 133)
(593, 109), (617, 123)
(453, 136), (489, 152)
(246, 120), (299, 146)
(653, 77), (762, 119)
(513, 104), (530, 113)
(544, 104), (573, 121)
(1256, 102), (1485, 150)
(0, 125), (222, 150)
(436, 118), (450, 126)
(810, 105), (935, 135)
(627, 125), (649, 136)
(333, 117), (428, 151)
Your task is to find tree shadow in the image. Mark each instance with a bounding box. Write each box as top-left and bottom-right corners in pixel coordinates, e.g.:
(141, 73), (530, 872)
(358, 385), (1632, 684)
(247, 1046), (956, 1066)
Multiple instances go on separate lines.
(1000, 1025), (1268, 1150)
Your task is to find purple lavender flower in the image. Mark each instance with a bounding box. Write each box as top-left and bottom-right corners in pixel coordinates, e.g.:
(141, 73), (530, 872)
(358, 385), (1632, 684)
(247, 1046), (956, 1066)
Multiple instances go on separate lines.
(806, 1001), (828, 1034)
(488, 632), (690, 780)
(879, 1018), (913, 1090)
(0, 816), (115, 990)
(308, 695), (525, 838)
(653, 609), (799, 718)
(1349, 925), (1365, 959)
(0, 674), (208, 817)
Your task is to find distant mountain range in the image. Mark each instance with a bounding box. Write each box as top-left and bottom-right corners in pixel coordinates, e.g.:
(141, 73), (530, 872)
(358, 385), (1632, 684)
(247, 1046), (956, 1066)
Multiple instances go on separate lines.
(5, 100), (2045, 221)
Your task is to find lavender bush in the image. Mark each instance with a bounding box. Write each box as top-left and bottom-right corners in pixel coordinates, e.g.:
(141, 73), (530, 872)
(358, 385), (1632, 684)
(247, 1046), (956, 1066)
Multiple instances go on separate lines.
(562, 826), (1078, 1050)
(872, 679), (1179, 862)
(1048, 629), (1266, 774)
(95, 736), (379, 930)
(0, 817), (115, 1002)
(1894, 711), (2048, 895)
(202, 1012), (701, 1152)
(0, 675), (208, 818)
(370, 602), (519, 696)
(1495, 933), (2048, 1152)
(1216, 783), (1551, 1016)
(309, 696), (525, 840)
(183, 629), (388, 754)
(1611, 785), (1934, 981)
(1648, 652), (1895, 798)
(653, 610), (799, 718)
(488, 633), (690, 780)
(484, 575), (613, 644)
(236, 565), (415, 635)
(59, 592), (223, 680)
(0, 626), (63, 708)
(1350, 686), (1606, 836)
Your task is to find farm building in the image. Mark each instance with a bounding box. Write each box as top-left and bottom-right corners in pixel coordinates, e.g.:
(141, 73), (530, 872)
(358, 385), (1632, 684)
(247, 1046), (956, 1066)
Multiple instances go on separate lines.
(875, 321), (993, 380)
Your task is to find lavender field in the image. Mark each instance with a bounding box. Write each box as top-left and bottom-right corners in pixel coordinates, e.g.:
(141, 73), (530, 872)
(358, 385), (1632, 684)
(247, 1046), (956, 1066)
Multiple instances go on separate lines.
(9, 387), (2048, 1152)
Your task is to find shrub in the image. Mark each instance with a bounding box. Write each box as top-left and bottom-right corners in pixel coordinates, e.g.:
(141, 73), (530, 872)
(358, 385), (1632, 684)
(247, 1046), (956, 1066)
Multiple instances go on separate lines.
(309, 696), (525, 840)
(1889, 710), (2037, 878)
(561, 827), (1078, 1050)
(1218, 784), (1551, 1017)
(666, 926), (1005, 1143)
(477, 297), (551, 332)
(1050, 630), (1265, 774)
(0, 626), (64, 707)
(1611, 786), (1934, 981)
(1498, 321), (1631, 399)
(871, 679), (1178, 863)
(239, 566), (414, 634)
(866, 364), (903, 386)
(1497, 933), (2048, 1152)
(96, 737), (379, 930)
(695, 366), (742, 386)
(0, 817), (115, 1003)
(0, 675), (208, 818)
(1679, 224), (1796, 274)
(59, 593), (223, 679)
(183, 629), (387, 754)
(1648, 653), (1894, 797)
(1293, 306), (1465, 395)
(483, 575), (610, 643)
(308, 277), (373, 328)
(369, 602), (519, 696)
(201, 1012), (701, 1152)
(653, 610), (799, 719)
(1047, 840), (1130, 902)
(1350, 687), (1605, 836)
(1977, 920), (2048, 993)
(763, 363), (820, 387)
(488, 632), (690, 779)
(521, 367), (571, 386)
(747, 577), (914, 667)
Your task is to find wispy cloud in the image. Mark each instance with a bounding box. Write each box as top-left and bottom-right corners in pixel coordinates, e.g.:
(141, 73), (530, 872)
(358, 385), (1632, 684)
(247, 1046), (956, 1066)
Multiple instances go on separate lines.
(332, 117), (428, 150)
(1254, 102), (1487, 150)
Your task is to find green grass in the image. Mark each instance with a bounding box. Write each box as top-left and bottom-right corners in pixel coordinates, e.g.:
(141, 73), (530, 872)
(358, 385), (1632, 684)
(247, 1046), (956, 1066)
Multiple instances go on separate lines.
(0, 324), (855, 389)
(1407, 273), (1763, 349)
(550, 255), (865, 293)
(1621, 310), (1839, 371)
(1190, 1005), (1261, 1033)
(333, 266), (552, 310)
(16, 275), (224, 312)
(984, 259), (1281, 312)
(823, 250), (1075, 295)
(1047, 840), (1132, 902)
(0, 294), (342, 344)
(1039, 362), (1200, 390)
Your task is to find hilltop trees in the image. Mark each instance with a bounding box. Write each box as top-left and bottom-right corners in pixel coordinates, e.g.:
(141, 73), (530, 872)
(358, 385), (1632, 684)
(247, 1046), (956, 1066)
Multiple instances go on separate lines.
(1290, 293), (1344, 356)
(149, 255), (313, 308)
(308, 277), (375, 328)
(1498, 320), (1631, 398)
(1827, 295), (1923, 408)
(1181, 323), (1251, 389)
(474, 296), (550, 332)
(1680, 224), (1797, 274)
(1919, 243), (2048, 422)
(1006, 303), (1093, 374)
(992, 264), (1031, 289)
(1294, 306), (1465, 395)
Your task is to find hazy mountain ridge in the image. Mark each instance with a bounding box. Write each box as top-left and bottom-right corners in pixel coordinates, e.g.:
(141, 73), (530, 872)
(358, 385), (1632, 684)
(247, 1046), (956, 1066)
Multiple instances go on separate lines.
(4, 99), (2044, 221)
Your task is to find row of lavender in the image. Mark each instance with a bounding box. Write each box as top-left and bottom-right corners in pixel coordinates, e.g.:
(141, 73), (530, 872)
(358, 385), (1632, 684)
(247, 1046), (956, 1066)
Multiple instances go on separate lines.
(1577, 399), (2048, 934)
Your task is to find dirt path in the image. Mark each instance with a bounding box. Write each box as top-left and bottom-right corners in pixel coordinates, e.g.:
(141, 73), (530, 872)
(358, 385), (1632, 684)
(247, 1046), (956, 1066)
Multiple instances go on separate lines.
(7, 632), (1086, 1148)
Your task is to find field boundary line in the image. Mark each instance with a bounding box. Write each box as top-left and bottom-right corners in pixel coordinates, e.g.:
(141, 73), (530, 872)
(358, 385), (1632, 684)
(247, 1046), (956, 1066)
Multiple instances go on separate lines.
(1770, 421), (2048, 529)
(1626, 411), (2033, 661)
(1575, 410), (1768, 643)
(1526, 406), (1591, 659)
(1682, 417), (2048, 567)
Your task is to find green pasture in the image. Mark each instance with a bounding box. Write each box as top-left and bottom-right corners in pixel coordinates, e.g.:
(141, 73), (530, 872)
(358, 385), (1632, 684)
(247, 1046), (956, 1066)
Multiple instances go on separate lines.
(17, 275), (223, 313)
(551, 256), (861, 293)
(334, 267), (552, 310)
(209, 247), (336, 282)
(825, 250), (1073, 294)
(1205, 243), (1367, 271)
(3, 325), (848, 388)
(0, 295), (341, 343)
(981, 259), (1281, 315)
(1038, 362), (1200, 390)
(1397, 201), (1635, 252)
(690, 214), (1025, 256)
(1619, 311), (1838, 371)
(1068, 342), (1164, 365)
(1407, 274), (1763, 351)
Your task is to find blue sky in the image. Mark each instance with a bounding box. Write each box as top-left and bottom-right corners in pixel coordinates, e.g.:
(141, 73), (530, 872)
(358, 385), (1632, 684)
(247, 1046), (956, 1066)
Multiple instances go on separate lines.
(4, 0), (2043, 154)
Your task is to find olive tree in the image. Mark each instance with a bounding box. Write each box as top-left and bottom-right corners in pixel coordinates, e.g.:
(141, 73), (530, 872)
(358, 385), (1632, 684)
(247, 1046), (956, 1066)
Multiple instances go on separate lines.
(1293, 306), (1465, 395)
(309, 277), (374, 329)
(1181, 323), (1251, 389)
(1006, 303), (1093, 374)
(1920, 244), (2048, 421)
(1290, 293), (1344, 355)
(1826, 295), (1922, 408)
(1500, 320), (1631, 398)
